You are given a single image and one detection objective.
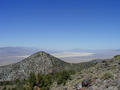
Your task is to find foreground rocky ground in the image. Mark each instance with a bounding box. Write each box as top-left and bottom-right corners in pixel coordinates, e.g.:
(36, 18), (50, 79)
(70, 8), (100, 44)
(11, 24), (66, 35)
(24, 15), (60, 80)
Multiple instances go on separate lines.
(51, 55), (120, 90)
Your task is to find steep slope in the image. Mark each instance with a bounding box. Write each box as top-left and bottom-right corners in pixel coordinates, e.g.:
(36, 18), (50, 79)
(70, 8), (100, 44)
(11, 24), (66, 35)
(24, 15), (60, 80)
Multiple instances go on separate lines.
(51, 55), (120, 90)
(0, 51), (73, 81)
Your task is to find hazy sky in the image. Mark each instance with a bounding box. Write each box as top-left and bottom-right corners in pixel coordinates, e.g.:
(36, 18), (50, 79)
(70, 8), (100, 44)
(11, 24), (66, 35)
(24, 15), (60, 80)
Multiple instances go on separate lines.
(0, 0), (120, 50)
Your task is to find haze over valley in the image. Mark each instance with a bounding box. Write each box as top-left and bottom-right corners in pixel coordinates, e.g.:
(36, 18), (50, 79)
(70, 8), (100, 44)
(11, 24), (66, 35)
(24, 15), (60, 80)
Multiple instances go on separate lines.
(0, 47), (120, 66)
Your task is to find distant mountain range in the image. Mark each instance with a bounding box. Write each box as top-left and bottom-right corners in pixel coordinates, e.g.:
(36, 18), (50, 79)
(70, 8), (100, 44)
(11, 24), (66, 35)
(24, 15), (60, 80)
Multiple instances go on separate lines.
(0, 47), (120, 65)
(0, 47), (39, 66)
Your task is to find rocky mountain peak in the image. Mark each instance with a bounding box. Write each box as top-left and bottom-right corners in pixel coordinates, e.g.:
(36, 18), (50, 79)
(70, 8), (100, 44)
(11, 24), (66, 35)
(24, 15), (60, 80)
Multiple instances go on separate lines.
(29, 51), (51, 58)
(0, 51), (71, 81)
(34, 51), (49, 55)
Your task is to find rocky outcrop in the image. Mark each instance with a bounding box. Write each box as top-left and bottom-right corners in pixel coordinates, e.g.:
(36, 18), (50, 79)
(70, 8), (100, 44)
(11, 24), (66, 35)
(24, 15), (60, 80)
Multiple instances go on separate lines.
(50, 55), (120, 90)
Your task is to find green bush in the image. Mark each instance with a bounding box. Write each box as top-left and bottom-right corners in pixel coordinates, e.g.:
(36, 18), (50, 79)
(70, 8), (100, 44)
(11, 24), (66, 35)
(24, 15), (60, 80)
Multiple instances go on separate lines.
(27, 72), (36, 90)
(56, 70), (71, 85)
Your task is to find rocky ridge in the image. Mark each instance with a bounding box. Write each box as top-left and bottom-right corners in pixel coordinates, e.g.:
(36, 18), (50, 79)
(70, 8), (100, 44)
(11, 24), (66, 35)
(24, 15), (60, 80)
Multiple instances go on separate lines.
(0, 51), (73, 81)
(51, 55), (120, 90)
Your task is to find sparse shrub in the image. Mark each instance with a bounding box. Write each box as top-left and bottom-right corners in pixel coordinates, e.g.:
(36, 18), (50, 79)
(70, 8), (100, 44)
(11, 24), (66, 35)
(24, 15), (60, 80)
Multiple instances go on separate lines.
(11, 87), (17, 90)
(27, 72), (36, 90)
(2, 86), (6, 90)
(14, 79), (20, 84)
(101, 72), (113, 80)
(69, 70), (75, 75)
(114, 55), (120, 58)
(8, 88), (11, 90)
(56, 70), (71, 85)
